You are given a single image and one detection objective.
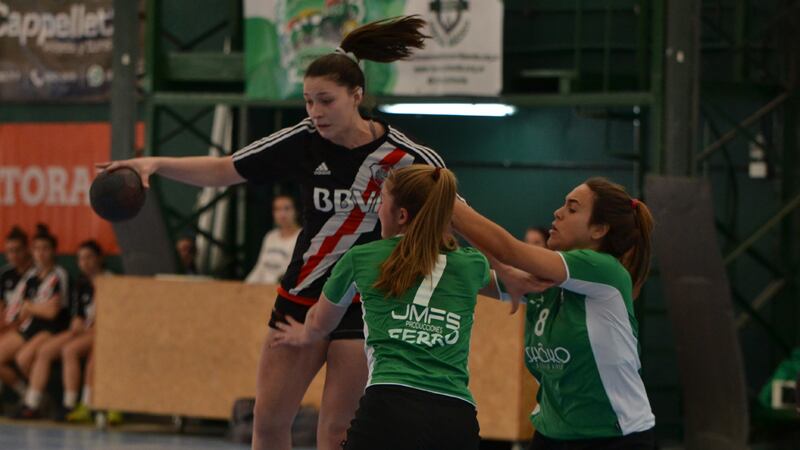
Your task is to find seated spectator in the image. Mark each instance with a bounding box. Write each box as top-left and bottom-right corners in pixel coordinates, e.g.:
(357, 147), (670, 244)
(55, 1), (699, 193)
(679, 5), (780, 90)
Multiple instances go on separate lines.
(15, 240), (104, 420)
(524, 226), (550, 248)
(0, 226), (34, 400)
(0, 224), (69, 405)
(176, 235), (199, 275)
(246, 195), (301, 284)
(1, 227), (33, 335)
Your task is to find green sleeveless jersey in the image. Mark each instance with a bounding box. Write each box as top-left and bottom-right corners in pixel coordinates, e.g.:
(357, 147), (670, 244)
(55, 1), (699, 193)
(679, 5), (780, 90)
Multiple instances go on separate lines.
(323, 236), (490, 405)
(524, 249), (654, 439)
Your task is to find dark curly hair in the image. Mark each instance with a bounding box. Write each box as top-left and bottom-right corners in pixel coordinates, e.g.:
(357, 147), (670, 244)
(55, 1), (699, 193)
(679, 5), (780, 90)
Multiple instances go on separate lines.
(5, 226), (28, 246)
(33, 223), (57, 250)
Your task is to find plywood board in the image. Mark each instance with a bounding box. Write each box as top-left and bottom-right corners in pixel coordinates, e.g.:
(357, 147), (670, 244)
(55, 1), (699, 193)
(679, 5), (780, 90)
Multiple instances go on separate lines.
(93, 276), (537, 440)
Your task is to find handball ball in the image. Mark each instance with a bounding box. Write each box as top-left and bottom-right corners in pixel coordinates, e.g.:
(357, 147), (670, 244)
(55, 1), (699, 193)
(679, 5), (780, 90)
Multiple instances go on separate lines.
(90, 167), (146, 222)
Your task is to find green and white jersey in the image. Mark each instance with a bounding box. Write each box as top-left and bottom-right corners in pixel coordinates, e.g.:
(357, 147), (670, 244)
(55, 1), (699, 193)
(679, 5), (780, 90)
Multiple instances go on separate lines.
(323, 236), (491, 405)
(524, 249), (654, 439)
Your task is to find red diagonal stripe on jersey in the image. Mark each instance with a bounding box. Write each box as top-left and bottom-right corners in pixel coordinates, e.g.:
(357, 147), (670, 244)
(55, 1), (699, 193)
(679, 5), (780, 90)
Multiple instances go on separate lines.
(296, 148), (407, 285)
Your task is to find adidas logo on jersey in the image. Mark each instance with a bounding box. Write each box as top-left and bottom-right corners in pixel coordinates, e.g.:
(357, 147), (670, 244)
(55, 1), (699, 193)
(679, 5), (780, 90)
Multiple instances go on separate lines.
(314, 162), (331, 175)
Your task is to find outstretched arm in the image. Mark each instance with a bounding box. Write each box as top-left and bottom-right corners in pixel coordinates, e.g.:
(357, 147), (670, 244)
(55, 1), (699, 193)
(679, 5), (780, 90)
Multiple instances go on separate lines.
(453, 201), (567, 284)
(97, 155), (245, 189)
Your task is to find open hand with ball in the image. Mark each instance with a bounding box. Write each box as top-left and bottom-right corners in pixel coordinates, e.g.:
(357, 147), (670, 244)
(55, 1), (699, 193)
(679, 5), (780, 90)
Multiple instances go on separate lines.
(90, 164), (146, 222)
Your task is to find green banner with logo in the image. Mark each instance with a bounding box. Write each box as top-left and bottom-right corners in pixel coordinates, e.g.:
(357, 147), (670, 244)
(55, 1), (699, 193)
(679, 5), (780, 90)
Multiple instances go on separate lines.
(244, 0), (502, 99)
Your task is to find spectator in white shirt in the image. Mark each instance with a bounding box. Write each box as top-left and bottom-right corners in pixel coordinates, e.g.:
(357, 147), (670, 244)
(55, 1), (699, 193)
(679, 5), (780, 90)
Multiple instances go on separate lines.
(246, 195), (301, 285)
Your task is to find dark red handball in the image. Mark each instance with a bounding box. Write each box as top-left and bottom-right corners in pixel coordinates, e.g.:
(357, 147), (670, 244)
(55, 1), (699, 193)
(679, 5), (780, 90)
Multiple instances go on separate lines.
(90, 167), (145, 222)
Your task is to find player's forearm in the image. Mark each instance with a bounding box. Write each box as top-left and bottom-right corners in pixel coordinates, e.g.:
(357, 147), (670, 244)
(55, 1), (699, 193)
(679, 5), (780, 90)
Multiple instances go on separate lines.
(302, 303), (334, 343)
(453, 202), (566, 283)
(28, 299), (60, 320)
(453, 201), (524, 266)
(154, 156), (243, 187)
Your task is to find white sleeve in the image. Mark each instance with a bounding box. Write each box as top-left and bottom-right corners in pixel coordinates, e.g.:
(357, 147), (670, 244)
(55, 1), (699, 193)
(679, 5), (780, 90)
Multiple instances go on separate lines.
(245, 232), (273, 284)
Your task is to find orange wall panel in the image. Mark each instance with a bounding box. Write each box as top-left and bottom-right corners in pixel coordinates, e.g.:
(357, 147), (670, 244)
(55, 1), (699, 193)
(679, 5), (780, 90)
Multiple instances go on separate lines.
(0, 122), (144, 254)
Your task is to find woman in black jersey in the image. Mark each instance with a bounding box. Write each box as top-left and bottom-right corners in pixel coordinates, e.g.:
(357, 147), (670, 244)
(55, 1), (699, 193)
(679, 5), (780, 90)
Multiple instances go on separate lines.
(0, 227), (33, 335)
(15, 240), (104, 420)
(100, 16), (449, 450)
(0, 224), (69, 401)
(60, 240), (106, 422)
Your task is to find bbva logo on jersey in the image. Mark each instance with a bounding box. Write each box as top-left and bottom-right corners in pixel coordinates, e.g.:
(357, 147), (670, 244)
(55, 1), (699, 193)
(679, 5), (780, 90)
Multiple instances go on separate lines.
(313, 187), (381, 213)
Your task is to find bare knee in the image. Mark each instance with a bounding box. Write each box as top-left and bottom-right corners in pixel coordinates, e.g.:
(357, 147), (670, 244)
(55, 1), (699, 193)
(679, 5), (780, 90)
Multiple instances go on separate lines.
(252, 400), (293, 439)
(0, 346), (14, 363)
(45, 344), (62, 361)
(14, 352), (31, 370)
(62, 345), (78, 362)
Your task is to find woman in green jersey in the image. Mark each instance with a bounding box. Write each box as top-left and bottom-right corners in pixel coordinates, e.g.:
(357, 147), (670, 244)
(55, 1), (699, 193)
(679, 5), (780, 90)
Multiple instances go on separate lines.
(272, 165), (534, 450)
(453, 177), (656, 450)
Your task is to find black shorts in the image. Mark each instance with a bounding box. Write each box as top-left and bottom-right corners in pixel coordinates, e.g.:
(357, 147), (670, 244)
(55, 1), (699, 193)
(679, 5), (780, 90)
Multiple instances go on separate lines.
(268, 295), (364, 340)
(343, 385), (480, 450)
(529, 428), (655, 450)
(19, 322), (52, 341)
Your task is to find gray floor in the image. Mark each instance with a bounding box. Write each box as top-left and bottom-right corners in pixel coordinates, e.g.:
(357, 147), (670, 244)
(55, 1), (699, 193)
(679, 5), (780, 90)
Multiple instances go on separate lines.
(3, 421), (798, 450)
(0, 421), (316, 450)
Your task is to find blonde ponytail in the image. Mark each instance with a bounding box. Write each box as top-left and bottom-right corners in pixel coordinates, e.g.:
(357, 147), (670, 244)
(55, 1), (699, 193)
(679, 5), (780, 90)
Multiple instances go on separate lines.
(374, 166), (457, 298)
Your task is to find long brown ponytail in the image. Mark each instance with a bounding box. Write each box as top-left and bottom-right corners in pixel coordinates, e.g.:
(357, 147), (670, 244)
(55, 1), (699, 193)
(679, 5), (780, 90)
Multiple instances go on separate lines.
(374, 165), (457, 298)
(305, 15), (430, 91)
(584, 178), (654, 296)
(339, 15), (429, 63)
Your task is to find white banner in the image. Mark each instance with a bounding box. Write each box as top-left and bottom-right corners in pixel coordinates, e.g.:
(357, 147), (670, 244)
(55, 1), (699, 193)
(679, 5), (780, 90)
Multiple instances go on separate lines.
(393, 0), (502, 96)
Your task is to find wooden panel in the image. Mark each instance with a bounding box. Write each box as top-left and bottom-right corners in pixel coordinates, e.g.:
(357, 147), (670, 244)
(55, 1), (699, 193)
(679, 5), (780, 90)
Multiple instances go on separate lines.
(469, 297), (538, 440)
(93, 276), (537, 440)
(93, 275), (325, 419)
